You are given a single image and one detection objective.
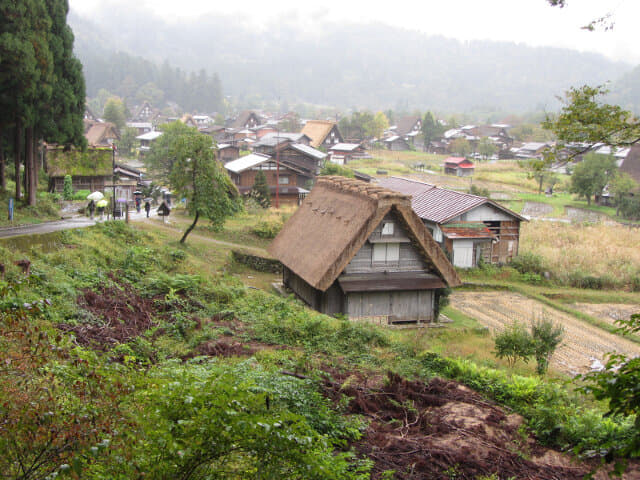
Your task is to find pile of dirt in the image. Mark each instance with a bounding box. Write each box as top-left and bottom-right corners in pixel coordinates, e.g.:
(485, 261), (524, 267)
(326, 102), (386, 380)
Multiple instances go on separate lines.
(58, 285), (163, 351)
(323, 371), (591, 479)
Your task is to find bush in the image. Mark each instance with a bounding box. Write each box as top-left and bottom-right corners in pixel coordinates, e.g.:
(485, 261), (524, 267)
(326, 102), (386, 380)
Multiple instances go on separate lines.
(493, 321), (534, 367)
(530, 316), (564, 375)
(510, 252), (545, 276)
(252, 218), (283, 239)
(71, 189), (91, 200)
(63, 175), (73, 200)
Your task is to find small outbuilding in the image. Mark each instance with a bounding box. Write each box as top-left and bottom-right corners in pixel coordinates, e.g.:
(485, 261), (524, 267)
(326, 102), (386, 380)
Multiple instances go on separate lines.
(444, 157), (475, 176)
(268, 176), (461, 325)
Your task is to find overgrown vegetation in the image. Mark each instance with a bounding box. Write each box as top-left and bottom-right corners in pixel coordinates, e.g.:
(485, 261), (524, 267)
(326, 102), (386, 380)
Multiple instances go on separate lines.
(0, 221), (637, 478)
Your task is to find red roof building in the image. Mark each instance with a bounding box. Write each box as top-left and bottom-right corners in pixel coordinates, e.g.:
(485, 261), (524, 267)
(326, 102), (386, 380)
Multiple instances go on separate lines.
(444, 157), (475, 177)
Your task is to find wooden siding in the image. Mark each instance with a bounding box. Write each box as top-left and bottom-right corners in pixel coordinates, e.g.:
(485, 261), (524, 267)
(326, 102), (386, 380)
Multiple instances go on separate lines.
(283, 267), (320, 310)
(344, 213), (428, 274)
(346, 290), (434, 323)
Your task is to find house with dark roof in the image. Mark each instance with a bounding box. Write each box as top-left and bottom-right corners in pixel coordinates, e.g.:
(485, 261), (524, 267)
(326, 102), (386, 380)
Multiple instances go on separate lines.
(131, 101), (159, 123)
(224, 153), (310, 206)
(269, 176), (461, 324)
(378, 177), (526, 268)
(328, 143), (367, 165)
(300, 120), (344, 149)
(444, 157), (475, 176)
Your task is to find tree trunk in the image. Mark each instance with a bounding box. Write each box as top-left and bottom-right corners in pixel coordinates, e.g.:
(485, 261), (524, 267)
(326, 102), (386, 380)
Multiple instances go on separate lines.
(0, 144), (5, 191)
(180, 211), (199, 244)
(14, 122), (22, 200)
(26, 127), (36, 206)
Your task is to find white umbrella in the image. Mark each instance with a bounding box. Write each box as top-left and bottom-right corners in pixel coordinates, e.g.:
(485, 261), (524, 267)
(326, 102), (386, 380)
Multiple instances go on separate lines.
(87, 191), (104, 201)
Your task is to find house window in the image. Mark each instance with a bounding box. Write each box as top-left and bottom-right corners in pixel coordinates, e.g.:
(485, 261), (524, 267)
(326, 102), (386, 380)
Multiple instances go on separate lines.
(373, 243), (400, 263)
(278, 176), (289, 185)
(381, 222), (394, 236)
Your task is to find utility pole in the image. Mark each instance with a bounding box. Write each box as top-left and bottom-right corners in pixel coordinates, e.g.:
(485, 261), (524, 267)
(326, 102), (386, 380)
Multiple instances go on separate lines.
(112, 144), (116, 219)
(275, 126), (280, 209)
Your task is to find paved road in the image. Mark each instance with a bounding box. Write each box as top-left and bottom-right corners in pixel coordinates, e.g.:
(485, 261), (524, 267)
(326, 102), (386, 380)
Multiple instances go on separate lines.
(0, 210), (150, 239)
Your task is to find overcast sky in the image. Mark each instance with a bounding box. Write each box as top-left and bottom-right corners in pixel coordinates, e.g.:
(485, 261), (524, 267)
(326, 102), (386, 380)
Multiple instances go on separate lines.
(69, 0), (639, 64)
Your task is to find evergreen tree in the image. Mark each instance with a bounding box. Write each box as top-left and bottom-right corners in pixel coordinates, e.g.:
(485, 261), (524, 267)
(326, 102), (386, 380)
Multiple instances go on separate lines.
(251, 170), (271, 208)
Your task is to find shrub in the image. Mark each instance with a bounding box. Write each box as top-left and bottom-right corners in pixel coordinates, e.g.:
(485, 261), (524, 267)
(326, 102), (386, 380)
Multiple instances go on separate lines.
(252, 218), (283, 239)
(63, 175), (73, 200)
(510, 252), (545, 275)
(530, 316), (564, 375)
(493, 321), (534, 367)
(71, 189), (91, 200)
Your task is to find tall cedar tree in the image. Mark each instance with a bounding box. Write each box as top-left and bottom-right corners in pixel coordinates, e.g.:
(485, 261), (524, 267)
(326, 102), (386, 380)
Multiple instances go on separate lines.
(0, 0), (84, 204)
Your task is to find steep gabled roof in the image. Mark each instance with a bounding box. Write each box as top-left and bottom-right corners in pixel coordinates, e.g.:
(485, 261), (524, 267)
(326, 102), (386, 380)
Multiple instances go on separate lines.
(619, 144), (640, 185)
(85, 122), (120, 146)
(301, 120), (338, 148)
(47, 146), (113, 177)
(268, 176), (460, 292)
(396, 116), (421, 136)
(232, 110), (261, 129)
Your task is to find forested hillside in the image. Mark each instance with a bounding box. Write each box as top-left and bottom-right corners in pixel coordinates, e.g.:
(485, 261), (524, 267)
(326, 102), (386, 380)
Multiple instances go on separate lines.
(69, 9), (632, 113)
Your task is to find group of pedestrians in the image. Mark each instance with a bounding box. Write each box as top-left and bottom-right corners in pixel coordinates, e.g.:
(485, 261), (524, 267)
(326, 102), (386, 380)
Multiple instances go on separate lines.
(87, 198), (152, 219)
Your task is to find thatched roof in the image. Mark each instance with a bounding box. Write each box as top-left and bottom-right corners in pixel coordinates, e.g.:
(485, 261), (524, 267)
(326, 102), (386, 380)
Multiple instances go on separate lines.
(269, 176), (460, 292)
(47, 146), (113, 177)
(85, 122), (120, 146)
(300, 120), (336, 148)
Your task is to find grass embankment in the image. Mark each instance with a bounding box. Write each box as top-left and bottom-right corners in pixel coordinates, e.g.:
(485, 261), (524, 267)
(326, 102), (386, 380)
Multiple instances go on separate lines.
(0, 186), (62, 227)
(0, 220), (636, 480)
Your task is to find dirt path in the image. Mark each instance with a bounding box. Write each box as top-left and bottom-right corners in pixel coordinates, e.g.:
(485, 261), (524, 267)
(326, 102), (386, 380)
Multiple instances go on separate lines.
(451, 291), (640, 376)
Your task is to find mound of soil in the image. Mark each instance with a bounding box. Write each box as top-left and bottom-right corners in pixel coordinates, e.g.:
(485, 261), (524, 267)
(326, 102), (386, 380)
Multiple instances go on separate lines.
(182, 340), (257, 360)
(59, 285), (160, 351)
(323, 371), (591, 479)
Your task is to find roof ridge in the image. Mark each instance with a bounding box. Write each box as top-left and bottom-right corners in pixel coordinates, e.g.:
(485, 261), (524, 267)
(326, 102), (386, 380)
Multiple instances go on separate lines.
(317, 176), (411, 204)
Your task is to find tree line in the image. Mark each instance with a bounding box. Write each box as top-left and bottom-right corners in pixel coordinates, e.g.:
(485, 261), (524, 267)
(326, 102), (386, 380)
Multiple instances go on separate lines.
(82, 51), (224, 116)
(0, 0), (85, 206)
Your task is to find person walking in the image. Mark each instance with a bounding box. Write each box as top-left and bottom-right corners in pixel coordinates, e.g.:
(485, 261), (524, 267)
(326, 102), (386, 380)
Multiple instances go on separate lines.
(88, 200), (95, 219)
(144, 200), (151, 218)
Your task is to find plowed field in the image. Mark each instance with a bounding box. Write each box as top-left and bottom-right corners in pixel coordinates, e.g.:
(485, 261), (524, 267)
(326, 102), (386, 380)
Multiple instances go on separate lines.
(451, 291), (640, 376)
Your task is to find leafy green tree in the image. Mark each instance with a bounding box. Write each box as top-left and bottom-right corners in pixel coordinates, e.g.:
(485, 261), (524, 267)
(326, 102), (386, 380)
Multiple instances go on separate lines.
(494, 321), (534, 367)
(543, 85), (640, 158)
(103, 97), (127, 131)
(570, 153), (617, 205)
(530, 316), (563, 375)
(581, 313), (640, 464)
(363, 111), (389, 140)
(278, 113), (301, 132)
(521, 155), (553, 195)
(116, 126), (139, 157)
(477, 137), (497, 161)
(609, 172), (638, 217)
(251, 170), (271, 208)
(135, 81), (165, 106)
(449, 137), (471, 156)
(145, 121), (241, 243)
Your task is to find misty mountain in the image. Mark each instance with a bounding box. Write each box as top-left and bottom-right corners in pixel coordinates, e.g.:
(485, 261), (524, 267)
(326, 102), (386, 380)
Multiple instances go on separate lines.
(68, 9), (633, 114)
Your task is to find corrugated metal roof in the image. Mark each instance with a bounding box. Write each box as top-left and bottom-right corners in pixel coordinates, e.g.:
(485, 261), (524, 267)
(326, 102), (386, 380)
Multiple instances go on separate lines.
(377, 177), (435, 197)
(224, 153), (271, 173)
(330, 143), (361, 151)
(444, 157), (467, 165)
(290, 143), (327, 160)
(136, 131), (163, 141)
(412, 188), (486, 223)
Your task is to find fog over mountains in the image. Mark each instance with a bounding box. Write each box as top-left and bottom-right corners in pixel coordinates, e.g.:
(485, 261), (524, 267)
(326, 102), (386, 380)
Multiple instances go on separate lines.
(69, 8), (636, 114)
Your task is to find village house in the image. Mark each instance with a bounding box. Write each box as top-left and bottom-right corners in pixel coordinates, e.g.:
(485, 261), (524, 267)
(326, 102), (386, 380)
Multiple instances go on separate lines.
(378, 177), (525, 268)
(216, 143), (240, 164)
(126, 122), (153, 136)
(85, 122), (120, 147)
(224, 153), (310, 206)
(444, 156), (475, 176)
(269, 176), (460, 325)
(300, 120), (344, 149)
(328, 143), (367, 165)
(46, 146), (141, 201)
(394, 116), (422, 147)
(130, 101), (159, 124)
(511, 142), (551, 159)
(230, 110), (262, 129)
(136, 130), (163, 156)
(383, 135), (410, 151)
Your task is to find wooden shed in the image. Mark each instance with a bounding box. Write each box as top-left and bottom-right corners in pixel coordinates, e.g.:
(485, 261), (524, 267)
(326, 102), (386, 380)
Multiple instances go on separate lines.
(268, 176), (461, 325)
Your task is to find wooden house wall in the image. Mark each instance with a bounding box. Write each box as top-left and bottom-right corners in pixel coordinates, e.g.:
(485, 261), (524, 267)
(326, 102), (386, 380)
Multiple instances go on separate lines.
(452, 204), (513, 223)
(344, 214), (429, 274)
(487, 220), (520, 264)
(346, 290), (434, 323)
(234, 166), (300, 189)
(52, 176), (107, 193)
(283, 267), (320, 310)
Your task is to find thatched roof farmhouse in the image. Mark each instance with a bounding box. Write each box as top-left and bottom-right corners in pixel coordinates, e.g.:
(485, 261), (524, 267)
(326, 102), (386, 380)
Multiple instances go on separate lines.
(269, 176), (461, 325)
